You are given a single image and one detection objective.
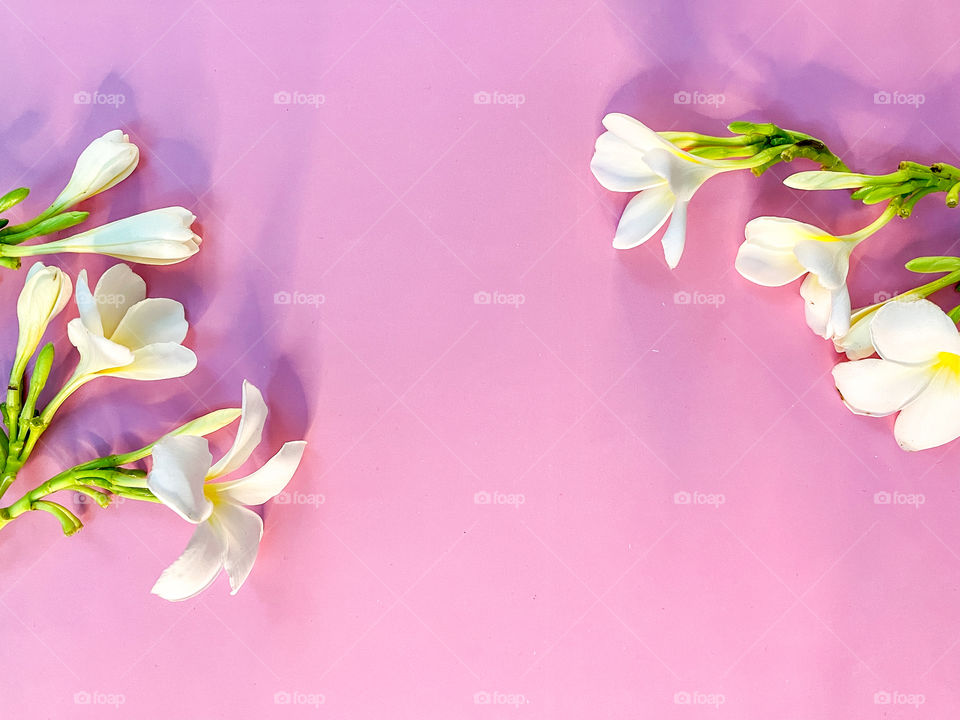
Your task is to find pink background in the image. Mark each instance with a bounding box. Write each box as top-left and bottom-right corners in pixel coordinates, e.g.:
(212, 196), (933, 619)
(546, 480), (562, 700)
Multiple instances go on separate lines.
(1, 0), (960, 717)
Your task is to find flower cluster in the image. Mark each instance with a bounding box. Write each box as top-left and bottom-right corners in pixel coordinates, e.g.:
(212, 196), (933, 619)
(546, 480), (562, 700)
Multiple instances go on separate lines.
(0, 131), (306, 601)
(592, 113), (960, 451)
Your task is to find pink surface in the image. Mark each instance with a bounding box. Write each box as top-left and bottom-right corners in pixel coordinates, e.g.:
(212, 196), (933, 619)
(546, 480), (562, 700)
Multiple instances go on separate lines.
(1, 0), (960, 717)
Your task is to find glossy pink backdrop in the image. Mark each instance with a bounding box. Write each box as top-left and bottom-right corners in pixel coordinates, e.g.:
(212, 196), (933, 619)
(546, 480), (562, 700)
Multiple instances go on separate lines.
(1, 0), (959, 717)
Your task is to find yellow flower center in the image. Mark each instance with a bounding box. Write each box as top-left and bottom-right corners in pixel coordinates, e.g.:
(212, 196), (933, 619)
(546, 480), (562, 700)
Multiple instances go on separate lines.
(934, 351), (960, 379)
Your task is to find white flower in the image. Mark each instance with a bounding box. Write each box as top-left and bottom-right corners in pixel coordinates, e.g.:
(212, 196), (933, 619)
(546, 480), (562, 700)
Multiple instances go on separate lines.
(6, 207), (201, 265)
(53, 130), (139, 209)
(13, 262), (72, 376)
(148, 381), (307, 601)
(590, 113), (734, 268)
(735, 216), (862, 338)
(833, 299), (960, 451)
(66, 264), (196, 384)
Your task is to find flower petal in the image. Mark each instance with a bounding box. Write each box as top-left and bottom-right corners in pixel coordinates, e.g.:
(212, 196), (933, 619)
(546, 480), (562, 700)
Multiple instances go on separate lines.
(73, 269), (104, 336)
(832, 358), (931, 416)
(800, 274), (850, 339)
(110, 298), (188, 349)
(147, 435), (214, 523)
(742, 216), (825, 251)
(894, 370), (960, 451)
(641, 147), (720, 202)
(611, 184), (675, 250)
(590, 131), (666, 192)
(870, 299), (960, 364)
(793, 239), (852, 290)
(660, 200), (688, 269)
(210, 502), (264, 595)
(734, 242), (806, 287)
(783, 171), (875, 190)
(601, 113), (674, 153)
(93, 264), (146, 337)
(833, 311), (878, 360)
(67, 317), (135, 376)
(151, 522), (223, 602)
(107, 342), (197, 381)
(209, 380), (268, 478)
(213, 441), (307, 506)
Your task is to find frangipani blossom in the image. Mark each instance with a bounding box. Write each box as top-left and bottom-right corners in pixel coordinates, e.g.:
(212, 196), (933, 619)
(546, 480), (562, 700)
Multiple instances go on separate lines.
(590, 113), (737, 268)
(53, 130), (139, 210)
(833, 299), (960, 451)
(735, 208), (896, 339)
(13, 262), (72, 377)
(6, 207), (201, 265)
(38, 264), (197, 423)
(148, 381), (307, 601)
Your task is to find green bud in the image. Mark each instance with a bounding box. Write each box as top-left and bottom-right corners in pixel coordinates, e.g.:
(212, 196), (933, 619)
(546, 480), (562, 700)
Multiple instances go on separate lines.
(1, 211), (89, 245)
(946, 182), (960, 208)
(905, 256), (960, 274)
(0, 187), (29, 215)
(19, 343), (54, 430)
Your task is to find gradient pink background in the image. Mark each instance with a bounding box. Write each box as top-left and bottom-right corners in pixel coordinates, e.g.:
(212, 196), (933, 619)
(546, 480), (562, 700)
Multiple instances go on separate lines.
(1, 0), (959, 717)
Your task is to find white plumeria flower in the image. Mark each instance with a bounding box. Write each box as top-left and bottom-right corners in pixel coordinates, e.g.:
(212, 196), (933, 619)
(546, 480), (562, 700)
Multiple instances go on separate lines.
(833, 299), (960, 451)
(148, 381), (307, 601)
(590, 113), (737, 268)
(13, 262), (72, 377)
(736, 216), (856, 337)
(53, 130), (139, 210)
(5, 207), (201, 265)
(735, 207), (896, 339)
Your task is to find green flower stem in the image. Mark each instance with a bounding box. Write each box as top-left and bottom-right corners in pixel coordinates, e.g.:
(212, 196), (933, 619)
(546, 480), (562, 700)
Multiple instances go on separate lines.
(843, 202), (901, 244)
(0, 202), (65, 237)
(0, 466), (156, 534)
